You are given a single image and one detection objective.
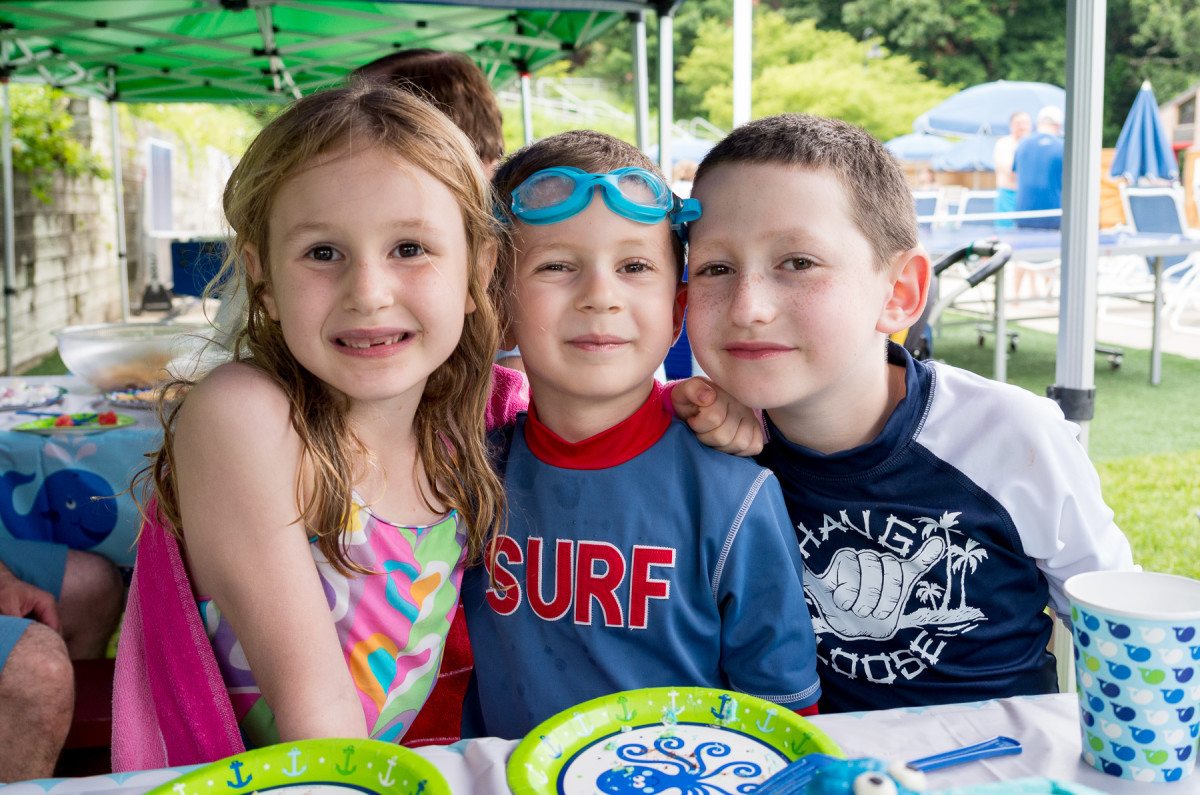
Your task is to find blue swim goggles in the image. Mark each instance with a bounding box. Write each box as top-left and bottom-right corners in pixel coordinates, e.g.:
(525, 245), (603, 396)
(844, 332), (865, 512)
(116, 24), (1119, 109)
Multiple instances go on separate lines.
(507, 166), (701, 238)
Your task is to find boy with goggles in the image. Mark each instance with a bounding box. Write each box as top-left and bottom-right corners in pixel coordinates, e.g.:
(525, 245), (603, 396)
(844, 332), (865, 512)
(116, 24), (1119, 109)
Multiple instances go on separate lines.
(460, 130), (820, 740)
(508, 166), (700, 230)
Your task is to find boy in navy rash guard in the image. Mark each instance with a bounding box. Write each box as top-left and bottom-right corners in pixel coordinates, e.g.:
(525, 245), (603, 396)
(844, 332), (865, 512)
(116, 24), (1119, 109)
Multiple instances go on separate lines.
(684, 114), (1135, 713)
(459, 130), (821, 740)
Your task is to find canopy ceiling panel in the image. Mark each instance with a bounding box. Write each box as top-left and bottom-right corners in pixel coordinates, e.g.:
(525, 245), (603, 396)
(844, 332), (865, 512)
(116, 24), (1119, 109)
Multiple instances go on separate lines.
(0, 0), (637, 102)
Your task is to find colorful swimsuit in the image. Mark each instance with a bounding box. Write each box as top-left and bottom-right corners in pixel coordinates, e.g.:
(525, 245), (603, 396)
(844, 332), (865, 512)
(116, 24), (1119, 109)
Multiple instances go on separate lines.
(198, 497), (466, 746)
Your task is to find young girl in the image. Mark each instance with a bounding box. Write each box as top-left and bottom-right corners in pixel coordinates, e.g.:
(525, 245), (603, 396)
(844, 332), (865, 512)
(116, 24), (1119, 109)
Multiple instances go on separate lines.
(112, 81), (506, 768)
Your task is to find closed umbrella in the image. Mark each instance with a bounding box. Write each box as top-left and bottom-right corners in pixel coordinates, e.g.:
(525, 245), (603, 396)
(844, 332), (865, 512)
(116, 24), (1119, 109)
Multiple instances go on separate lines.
(1110, 81), (1178, 183)
(885, 133), (955, 162)
(914, 80), (1066, 137)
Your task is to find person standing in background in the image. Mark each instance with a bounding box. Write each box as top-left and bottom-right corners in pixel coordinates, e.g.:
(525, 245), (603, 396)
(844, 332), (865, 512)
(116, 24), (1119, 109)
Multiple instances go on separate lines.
(1012, 106), (1064, 299)
(1014, 106), (1064, 229)
(993, 111), (1032, 229)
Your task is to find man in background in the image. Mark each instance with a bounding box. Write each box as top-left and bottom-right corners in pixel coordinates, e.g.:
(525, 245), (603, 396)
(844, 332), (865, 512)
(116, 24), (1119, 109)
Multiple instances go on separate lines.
(1014, 106), (1064, 229)
(993, 110), (1032, 229)
(1012, 106), (1065, 299)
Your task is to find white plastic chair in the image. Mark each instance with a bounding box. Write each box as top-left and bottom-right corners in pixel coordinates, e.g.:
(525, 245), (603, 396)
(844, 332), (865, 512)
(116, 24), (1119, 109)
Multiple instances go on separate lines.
(955, 189), (998, 228)
(912, 189), (949, 228)
(1118, 184), (1200, 333)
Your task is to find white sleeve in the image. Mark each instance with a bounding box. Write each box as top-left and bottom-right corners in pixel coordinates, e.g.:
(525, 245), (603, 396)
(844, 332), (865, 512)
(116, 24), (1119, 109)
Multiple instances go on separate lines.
(916, 364), (1137, 619)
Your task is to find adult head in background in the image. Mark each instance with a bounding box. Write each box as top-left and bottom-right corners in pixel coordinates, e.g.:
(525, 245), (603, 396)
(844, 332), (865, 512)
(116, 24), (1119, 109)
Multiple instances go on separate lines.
(993, 111), (1032, 227)
(352, 49), (505, 175)
(672, 158), (699, 198)
(1013, 105), (1064, 230)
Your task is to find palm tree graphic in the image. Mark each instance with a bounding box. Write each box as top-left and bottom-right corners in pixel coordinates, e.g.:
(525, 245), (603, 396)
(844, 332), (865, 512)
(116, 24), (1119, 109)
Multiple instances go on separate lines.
(916, 580), (944, 608)
(949, 538), (989, 609)
(916, 511), (962, 610)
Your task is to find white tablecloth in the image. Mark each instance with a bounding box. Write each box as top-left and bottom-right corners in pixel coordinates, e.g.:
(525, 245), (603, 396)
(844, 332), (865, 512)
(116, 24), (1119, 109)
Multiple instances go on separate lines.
(5, 693), (1195, 794)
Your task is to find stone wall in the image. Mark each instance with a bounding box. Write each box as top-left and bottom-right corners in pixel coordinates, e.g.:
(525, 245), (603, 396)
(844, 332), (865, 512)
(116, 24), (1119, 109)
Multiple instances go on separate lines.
(0, 97), (232, 371)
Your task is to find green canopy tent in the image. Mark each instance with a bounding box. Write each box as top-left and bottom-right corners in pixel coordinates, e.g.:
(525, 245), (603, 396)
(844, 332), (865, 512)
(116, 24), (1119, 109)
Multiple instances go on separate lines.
(0, 0), (684, 372)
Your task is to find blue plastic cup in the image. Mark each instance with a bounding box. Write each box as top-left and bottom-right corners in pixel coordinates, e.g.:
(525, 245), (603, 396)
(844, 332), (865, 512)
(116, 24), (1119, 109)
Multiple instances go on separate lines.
(1065, 571), (1200, 783)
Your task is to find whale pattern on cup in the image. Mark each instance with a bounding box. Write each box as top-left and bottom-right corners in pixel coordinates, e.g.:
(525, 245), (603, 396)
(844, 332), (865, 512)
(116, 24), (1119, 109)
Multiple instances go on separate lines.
(1071, 601), (1200, 783)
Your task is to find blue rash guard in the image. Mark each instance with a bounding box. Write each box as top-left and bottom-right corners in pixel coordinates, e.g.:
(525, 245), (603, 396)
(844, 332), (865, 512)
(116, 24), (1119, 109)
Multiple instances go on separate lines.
(758, 343), (1134, 713)
(461, 384), (821, 740)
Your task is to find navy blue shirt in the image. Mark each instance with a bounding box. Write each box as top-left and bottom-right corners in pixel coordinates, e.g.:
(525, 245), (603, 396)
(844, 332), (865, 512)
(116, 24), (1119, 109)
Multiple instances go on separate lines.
(757, 344), (1130, 712)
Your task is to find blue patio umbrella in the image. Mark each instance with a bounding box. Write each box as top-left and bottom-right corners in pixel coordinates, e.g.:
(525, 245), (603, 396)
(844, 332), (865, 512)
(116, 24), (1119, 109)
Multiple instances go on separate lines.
(931, 134), (997, 172)
(1110, 81), (1179, 183)
(913, 81), (1065, 137)
(885, 133), (955, 162)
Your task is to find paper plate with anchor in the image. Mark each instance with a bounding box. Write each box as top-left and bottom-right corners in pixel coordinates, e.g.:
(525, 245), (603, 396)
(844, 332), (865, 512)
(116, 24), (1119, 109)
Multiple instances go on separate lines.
(145, 737), (449, 795)
(507, 686), (843, 795)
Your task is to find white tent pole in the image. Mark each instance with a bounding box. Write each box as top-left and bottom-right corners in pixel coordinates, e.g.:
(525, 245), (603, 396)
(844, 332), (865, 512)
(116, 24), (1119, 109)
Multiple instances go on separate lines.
(1052, 0), (1107, 449)
(519, 67), (534, 145)
(108, 68), (129, 322)
(2, 72), (14, 376)
(732, 0), (751, 127)
(630, 11), (650, 152)
(657, 9), (674, 175)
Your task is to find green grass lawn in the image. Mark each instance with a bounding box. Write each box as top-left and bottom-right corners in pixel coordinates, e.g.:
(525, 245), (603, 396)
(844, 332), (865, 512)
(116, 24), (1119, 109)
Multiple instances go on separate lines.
(928, 314), (1200, 579)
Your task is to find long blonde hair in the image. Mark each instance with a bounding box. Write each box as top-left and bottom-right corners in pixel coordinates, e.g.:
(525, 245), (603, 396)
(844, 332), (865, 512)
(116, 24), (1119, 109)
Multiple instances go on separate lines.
(139, 81), (505, 573)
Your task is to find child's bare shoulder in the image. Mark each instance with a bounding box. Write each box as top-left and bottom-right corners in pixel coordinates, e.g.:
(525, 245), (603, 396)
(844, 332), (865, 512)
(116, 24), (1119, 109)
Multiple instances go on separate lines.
(176, 361), (294, 443)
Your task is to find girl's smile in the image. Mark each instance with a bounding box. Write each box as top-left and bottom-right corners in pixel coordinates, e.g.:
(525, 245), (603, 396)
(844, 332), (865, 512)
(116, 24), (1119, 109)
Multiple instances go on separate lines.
(252, 145), (476, 410)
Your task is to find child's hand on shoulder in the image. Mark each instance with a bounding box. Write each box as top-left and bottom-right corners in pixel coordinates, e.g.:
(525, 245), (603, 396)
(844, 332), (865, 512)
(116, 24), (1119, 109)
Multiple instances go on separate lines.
(670, 377), (763, 456)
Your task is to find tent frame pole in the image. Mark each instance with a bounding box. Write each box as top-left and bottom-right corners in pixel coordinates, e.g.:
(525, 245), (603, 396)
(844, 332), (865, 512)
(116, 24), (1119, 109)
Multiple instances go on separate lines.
(1051, 0), (1107, 449)
(108, 68), (129, 322)
(519, 67), (534, 145)
(731, 0), (751, 127)
(656, 8), (673, 175)
(630, 11), (650, 152)
(2, 71), (14, 376)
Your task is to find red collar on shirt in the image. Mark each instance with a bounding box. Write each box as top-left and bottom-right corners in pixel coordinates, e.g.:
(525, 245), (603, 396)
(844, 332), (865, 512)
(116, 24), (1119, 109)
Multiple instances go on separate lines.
(524, 382), (671, 470)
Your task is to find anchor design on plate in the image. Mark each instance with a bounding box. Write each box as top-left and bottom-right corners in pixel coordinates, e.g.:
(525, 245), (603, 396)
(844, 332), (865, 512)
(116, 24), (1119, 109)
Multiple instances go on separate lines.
(280, 747), (307, 778)
(617, 695), (638, 721)
(662, 689), (683, 725)
(378, 756), (399, 787)
(524, 763), (549, 787)
(756, 708), (777, 733)
(595, 736), (762, 795)
(335, 745), (356, 775)
(573, 710), (595, 737)
(539, 734), (564, 759)
(711, 694), (737, 723)
(226, 760), (252, 789)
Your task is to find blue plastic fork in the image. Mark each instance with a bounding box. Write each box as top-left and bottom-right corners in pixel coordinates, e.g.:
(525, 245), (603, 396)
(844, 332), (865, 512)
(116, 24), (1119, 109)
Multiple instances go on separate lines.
(754, 736), (1022, 794)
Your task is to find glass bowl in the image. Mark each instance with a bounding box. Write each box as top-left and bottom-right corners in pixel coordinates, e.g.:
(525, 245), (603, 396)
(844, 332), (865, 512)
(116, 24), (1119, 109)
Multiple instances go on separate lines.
(53, 321), (212, 391)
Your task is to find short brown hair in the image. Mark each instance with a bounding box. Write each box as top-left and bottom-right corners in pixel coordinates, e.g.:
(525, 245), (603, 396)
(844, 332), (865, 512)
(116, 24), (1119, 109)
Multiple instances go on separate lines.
(491, 130), (686, 306)
(352, 49), (504, 165)
(695, 114), (917, 269)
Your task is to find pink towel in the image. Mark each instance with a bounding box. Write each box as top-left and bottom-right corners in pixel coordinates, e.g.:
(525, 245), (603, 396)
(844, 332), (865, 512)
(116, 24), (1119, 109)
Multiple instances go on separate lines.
(486, 363), (530, 429)
(111, 501), (244, 771)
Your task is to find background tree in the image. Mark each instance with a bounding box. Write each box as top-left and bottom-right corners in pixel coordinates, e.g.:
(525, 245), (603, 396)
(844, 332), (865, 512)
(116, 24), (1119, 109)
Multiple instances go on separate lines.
(677, 11), (954, 140)
(541, 0), (1200, 150)
(11, 86), (108, 203)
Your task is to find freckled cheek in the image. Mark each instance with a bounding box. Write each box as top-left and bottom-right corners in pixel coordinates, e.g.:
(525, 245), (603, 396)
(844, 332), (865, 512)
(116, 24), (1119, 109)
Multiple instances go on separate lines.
(683, 286), (731, 317)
